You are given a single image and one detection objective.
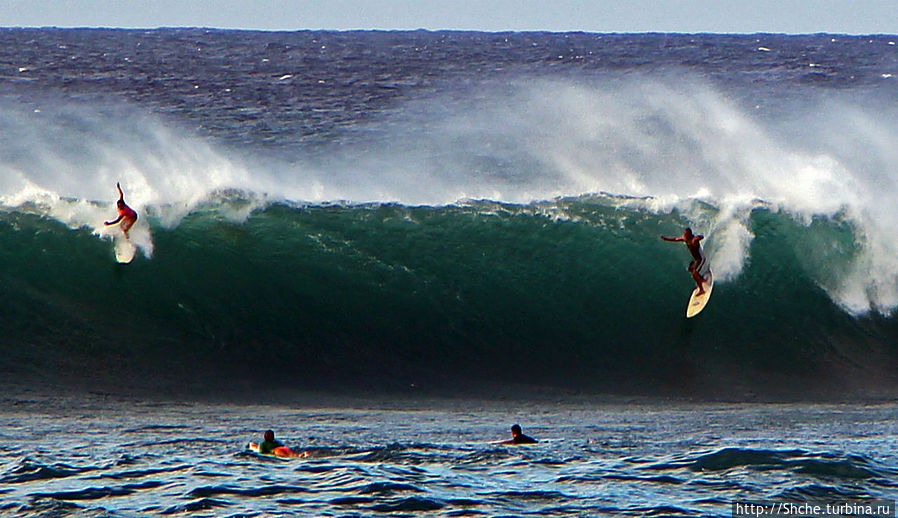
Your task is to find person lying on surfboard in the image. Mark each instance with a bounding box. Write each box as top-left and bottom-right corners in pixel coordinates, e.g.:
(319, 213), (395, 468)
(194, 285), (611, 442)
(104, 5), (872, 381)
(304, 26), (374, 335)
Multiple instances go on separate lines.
(104, 182), (138, 239)
(253, 429), (310, 458)
(661, 227), (707, 294)
(258, 429), (284, 454)
(498, 424), (538, 444)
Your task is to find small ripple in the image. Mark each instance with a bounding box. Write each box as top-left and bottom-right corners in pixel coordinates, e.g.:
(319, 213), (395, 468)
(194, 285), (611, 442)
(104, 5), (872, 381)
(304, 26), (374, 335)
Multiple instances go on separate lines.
(355, 481), (424, 494)
(531, 455), (583, 465)
(446, 497), (485, 507)
(274, 497), (307, 505)
(646, 448), (802, 471)
(17, 498), (86, 516)
(188, 483), (306, 498)
(871, 477), (898, 488)
(455, 448), (512, 465)
(615, 504), (703, 516)
(305, 465), (370, 490)
(92, 464), (191, 480)
(113, 453), (141, 465)
(369, 496), (445, 512)
(29, 485), (135, 501)
(444, 510), (488, 517)
(1, 459), (94, 484)
(600, 473), (685, 485)
(349, 442), (456, 464)
(687, 478), (746, 490)
(161, 497), (233, 514)
(776, 483), (869, 500)
(329, 495), (377, 505)
(789, 456), (886, 479)
(142, 437), (229, 447)
(643, 447), (894, 483)
(480, 489), (571, 501)
(192, 469), (232, 478)
(123, 424), (196, 433)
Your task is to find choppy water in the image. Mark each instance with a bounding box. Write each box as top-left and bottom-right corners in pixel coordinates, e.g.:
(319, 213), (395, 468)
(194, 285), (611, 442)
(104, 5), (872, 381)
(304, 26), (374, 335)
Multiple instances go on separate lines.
(2, 391), (896, 517)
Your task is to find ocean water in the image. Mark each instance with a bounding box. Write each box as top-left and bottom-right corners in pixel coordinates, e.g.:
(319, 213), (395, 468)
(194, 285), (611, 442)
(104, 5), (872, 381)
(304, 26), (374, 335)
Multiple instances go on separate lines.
(1, 28), (898, 515)
(2, 391), (897, 517)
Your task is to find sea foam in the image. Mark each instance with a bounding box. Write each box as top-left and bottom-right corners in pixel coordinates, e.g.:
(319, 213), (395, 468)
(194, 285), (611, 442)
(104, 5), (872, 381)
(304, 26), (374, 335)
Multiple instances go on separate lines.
(2, 77), (897, 314)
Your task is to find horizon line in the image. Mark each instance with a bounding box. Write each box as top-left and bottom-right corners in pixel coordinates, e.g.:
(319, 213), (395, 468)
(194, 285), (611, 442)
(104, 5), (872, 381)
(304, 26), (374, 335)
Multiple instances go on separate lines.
(2, 25), (896, 37)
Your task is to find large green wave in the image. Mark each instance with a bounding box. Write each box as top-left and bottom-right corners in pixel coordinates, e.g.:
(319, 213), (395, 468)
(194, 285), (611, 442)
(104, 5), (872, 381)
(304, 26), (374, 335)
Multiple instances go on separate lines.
(1, 198), (895, 396)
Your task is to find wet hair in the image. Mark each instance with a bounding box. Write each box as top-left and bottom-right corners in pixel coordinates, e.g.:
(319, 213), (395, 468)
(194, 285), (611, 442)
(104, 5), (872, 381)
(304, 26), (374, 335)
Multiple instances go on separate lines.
(511, 424), (522, 435)
(264, 430), (275, 442)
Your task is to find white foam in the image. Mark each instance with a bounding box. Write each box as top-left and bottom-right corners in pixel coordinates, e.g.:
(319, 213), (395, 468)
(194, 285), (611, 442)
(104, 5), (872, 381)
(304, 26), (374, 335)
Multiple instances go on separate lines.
(3, 79), (898, 314)
(341, 78), (896, 315)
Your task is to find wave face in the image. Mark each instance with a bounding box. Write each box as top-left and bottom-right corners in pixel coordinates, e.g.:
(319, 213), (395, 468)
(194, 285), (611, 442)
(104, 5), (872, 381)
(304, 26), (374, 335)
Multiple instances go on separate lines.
(1, 29), (898, 394)
(2, 199), (896, 393)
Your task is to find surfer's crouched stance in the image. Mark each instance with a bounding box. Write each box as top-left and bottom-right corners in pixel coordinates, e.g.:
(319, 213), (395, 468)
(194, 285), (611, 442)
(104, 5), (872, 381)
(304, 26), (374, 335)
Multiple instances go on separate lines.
(661, 227), (707, 294)
(104, 182), (138, 239)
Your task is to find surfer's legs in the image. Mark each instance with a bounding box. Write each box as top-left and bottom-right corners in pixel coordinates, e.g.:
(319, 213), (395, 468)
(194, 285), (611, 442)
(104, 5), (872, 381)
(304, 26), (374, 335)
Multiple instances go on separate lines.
(120, 216), (136, 239)
(688, 263), (705, 294)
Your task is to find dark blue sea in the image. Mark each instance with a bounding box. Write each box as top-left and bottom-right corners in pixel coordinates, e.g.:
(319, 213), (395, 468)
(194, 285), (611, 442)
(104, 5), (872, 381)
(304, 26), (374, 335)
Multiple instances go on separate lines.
(1, 28), (897, 516)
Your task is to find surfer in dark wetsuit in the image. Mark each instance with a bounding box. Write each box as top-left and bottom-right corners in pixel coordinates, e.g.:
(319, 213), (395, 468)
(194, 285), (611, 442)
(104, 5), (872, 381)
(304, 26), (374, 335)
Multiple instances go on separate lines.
(661, 227), (707, 294)
(499, 424), (538, 444)
(104, 182), (138, 239)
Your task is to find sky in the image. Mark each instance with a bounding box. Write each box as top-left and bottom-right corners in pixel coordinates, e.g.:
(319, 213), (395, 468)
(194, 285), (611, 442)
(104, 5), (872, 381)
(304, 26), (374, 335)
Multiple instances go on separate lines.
(1, 0), (896, 34)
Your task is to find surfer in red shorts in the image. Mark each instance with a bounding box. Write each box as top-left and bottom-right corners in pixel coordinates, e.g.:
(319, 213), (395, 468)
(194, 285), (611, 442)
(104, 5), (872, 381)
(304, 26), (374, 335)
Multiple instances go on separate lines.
(661, 227), (707, 294)
(104, 182), (138, 239)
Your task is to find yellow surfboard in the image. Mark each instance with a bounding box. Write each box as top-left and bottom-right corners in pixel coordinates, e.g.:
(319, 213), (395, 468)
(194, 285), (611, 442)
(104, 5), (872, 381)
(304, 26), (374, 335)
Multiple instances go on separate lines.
(686, 270), (713, 318)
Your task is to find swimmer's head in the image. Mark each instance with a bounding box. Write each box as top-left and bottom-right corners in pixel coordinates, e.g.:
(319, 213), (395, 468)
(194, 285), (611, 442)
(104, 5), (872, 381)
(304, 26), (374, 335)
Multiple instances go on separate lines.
(264, 430), (275, 442)
(511, 424), (522, 435)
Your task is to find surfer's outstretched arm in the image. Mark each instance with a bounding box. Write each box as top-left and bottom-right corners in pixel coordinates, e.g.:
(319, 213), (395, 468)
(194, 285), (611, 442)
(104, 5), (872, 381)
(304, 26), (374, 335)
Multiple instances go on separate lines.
(105, 214), (123, 226)
(116, 182), (124, 201)
(661, 234), (684, 242)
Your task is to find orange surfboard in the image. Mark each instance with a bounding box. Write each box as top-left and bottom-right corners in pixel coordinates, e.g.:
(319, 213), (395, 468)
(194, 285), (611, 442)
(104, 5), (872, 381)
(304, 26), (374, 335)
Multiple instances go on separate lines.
(248, 441), (309, 458)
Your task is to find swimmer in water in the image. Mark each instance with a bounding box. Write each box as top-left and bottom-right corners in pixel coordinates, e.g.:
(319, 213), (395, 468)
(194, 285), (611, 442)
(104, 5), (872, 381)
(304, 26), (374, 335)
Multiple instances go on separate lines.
(498, 424), (538, 444)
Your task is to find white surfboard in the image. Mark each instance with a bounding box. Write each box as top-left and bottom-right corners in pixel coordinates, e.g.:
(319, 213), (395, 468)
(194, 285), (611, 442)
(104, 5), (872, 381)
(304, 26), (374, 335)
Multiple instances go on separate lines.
(114, 235), (136, 264)
(686, 270), (713, 318)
